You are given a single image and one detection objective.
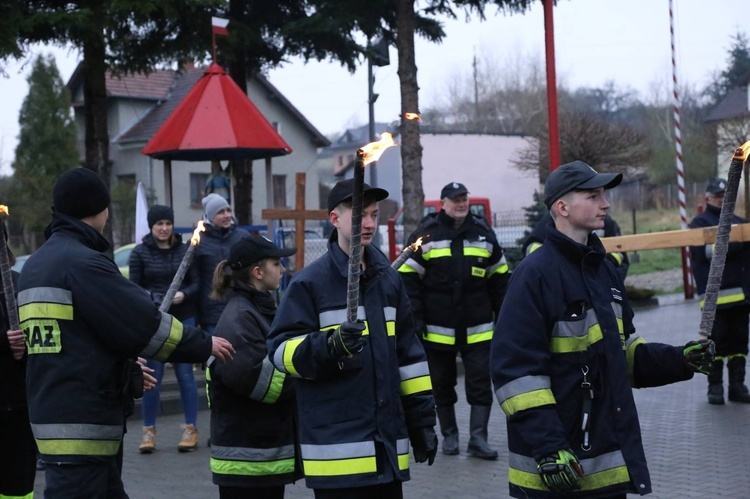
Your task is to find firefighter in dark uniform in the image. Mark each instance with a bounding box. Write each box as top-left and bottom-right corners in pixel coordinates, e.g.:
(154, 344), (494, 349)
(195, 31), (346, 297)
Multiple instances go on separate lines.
(19, 168), (235, 498)
(398, 182), (509, 459)
(523, 211), (629, 281)
(268, 179), (437, 499)
(491, 161), (714, 498)
(689, 178), (750, 405)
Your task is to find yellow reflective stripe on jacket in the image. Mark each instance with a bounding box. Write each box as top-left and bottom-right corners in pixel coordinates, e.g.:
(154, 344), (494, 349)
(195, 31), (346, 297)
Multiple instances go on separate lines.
(397, 438), (410, 471)
(18, 287), (73, 321)
(421, 240), (451, 260)
(550, 310), (602, 353)
(398, 258), (424, 276)
(32, 423), (122, 456)
(625, 335), (646, 384)
(609, 252), (624, 265)
(487, 256), (509, 276)
(273, 336), (307, 377)
(699, 287), (746, 307)
(526, 242), (543, 255)
(210, 444), (295, 476)
(466, 322), (493, 344)
(509, 450), (630, 492)
(423, 324), (455, 345)
(138, 312), (184, 362)
(250, 357), (286, 404)
(399, 361), (432, 395)
(0, 492), (34, 499)
(495, 375), (555, 416)
(384, 306), (396, 337)
(301, 441), (377, 477)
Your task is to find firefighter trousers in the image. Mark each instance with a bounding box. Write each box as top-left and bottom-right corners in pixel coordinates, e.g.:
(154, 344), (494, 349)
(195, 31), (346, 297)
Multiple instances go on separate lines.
(425, 343), (493, 407)
(0, 408), (36, 498)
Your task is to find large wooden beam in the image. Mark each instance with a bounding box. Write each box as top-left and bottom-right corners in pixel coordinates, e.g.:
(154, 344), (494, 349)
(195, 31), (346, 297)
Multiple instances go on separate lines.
(601, 223), (750, 252)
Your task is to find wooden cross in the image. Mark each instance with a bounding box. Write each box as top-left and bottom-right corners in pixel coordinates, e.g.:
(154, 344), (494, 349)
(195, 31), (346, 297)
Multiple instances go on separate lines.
(262, 172), (328, 270)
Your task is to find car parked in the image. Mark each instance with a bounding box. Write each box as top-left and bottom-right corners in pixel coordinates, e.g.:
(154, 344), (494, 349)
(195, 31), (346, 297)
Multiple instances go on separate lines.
(114, 243), (135, 278)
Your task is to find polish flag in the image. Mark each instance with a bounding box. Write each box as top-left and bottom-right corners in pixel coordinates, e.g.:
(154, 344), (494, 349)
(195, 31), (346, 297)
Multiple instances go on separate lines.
(212, 17), (229, 36)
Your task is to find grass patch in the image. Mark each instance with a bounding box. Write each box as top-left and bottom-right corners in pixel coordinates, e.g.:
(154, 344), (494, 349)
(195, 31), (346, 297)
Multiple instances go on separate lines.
(612, 209), (686, 276)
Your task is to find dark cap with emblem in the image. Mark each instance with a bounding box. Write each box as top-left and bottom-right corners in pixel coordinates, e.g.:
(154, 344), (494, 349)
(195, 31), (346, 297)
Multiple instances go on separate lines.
(440, 182), (469, 199)
(227, 235), (296, 271)
(53, 167), (111, 219)
(327, 178), (389, 213)
(543, 160), (623, 209)
(706, 178), (727, 194)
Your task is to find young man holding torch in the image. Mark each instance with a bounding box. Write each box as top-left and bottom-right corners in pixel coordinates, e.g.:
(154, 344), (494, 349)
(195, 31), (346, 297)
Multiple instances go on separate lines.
(18, 168), (235, 498)
(689, 178), (750, 405)
(267, 178), (438, 498)
(491, 161), (714, 498)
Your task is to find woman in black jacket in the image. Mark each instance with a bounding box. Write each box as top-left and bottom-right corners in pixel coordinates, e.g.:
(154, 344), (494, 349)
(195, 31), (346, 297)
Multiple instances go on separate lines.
(129, 205), (201, 454)
(0, 227), (37, 498)
(208, 235), (300, 499)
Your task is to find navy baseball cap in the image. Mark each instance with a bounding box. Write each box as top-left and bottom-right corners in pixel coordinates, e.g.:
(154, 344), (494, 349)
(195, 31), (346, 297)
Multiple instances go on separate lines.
(543, 161), (622, 209)
(706, 178), (727, 194)
(228, 235), (296, 271)
(440, 182), (469, 199)
(327, 178), (389, 213)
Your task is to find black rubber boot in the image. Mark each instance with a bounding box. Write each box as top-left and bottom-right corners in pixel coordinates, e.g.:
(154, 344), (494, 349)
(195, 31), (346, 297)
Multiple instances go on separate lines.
(436, 405), (459, 455)
(467, 405), (498, 460)
(727, 356), (750, 403)
(707, 359), (724, 405)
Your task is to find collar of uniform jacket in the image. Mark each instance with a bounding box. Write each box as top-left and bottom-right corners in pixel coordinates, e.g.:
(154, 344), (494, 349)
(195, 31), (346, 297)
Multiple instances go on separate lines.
(44, 212), (110, 253)
(326, 229), (387, 279)
(545, 223), (607, 266)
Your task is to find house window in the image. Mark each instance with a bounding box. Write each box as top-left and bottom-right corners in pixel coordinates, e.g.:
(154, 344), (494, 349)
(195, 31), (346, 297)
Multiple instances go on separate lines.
(117, 174), (136, 188)
(190, 173), (209, 207)
(273, 175), (287, 208)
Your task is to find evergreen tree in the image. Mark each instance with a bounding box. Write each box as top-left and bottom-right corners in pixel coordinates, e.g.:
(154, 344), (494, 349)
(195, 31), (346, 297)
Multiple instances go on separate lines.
(704, 30), (750, 106)
(12, 54), (78, 251)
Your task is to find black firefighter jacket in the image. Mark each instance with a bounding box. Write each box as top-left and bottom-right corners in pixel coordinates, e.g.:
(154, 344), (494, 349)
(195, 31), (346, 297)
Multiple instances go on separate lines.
(208, 283), (301, 487)
(399, 211), (509, 350)
(128, 233), (198, 320)
(689, 203), (750, 309)
(491, 226), (693, 498)
(18, 214), (213, 463)
(267, 233), (436, 490)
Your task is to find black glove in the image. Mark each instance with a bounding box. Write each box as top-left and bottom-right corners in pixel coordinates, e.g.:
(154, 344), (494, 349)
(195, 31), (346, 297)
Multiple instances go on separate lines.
(683, 338), (715, 374)
(409, 427), (438, 465)
(536, 449), (584, 492)
(327, 320), (366, 360)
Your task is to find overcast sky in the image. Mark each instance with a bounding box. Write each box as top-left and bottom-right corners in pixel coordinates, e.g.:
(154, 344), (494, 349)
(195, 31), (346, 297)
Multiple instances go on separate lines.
(0, 0), (746, 175)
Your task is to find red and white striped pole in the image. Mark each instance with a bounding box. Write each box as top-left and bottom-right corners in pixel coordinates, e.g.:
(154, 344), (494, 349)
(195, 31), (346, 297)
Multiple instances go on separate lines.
(670, 0), (694, 298)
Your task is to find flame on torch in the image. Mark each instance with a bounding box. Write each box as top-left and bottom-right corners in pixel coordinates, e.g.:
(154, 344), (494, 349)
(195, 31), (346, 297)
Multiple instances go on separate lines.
(359, 132), (396, 166)
(0, 205), (8, 216)
(404, 113), (422, 123)
(191, 221), (206, 246)
(733, 139), (750, 162)
(412, 236), (424, 251)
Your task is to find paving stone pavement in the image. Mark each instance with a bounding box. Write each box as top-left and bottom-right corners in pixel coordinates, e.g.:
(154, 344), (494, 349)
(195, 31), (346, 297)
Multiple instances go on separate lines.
(33, 297), (750, 498)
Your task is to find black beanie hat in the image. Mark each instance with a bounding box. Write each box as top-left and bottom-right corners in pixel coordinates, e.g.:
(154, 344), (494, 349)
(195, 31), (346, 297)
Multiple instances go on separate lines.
(147, 205), (174, 229)
(53, 168), (111, 219)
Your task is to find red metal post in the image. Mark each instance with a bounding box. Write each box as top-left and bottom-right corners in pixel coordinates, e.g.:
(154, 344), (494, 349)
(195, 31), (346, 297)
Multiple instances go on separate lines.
(543, 0), (561, 172)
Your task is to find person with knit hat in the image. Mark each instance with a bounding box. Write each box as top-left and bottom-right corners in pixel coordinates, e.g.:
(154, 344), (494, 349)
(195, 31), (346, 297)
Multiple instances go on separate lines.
(129, 205), (202, 454)
(18, 168), (235, 498)
(194, 193), (249, 335)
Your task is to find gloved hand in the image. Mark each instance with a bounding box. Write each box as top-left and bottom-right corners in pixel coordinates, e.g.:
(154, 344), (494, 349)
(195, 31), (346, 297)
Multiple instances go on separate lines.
(536, 448), (584, 492)
(409, 426), (438, 465)
(683, 338), (715, 374)
(327, 320), (366, 360)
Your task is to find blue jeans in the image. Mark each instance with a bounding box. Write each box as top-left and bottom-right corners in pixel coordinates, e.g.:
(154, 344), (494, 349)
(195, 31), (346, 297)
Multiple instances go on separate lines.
(141, 317), (199, 427)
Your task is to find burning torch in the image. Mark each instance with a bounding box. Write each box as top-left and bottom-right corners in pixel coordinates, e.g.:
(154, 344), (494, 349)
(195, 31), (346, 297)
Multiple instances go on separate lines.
(391, 237), (424, 270)
(158, 221), (206, 314)
(347, 133), (396, 322)
(698, 140), (750, 338)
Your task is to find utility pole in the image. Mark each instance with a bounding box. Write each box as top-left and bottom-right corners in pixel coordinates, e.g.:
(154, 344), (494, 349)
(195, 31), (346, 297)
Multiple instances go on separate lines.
(473, 52), (479, 132)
